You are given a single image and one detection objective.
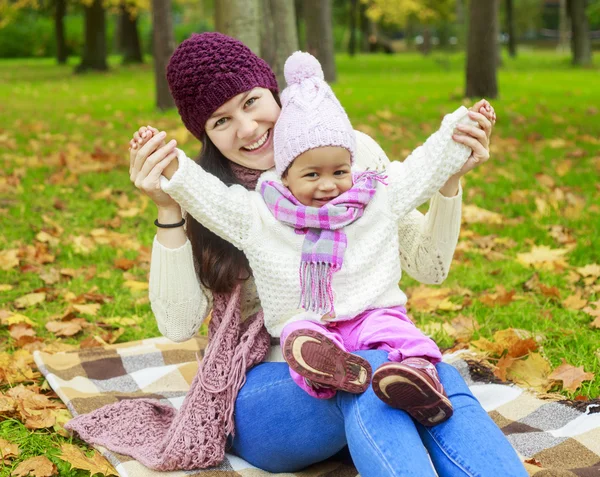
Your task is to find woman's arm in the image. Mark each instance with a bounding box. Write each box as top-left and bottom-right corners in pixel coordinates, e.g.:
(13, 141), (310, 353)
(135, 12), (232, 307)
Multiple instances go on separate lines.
(148, 237), (213, 342)
(160, 149), (258, 250)
(397, 187), (462, 285)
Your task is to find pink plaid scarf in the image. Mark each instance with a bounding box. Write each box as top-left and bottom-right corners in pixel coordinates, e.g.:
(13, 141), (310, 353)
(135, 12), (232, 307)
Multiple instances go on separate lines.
(260, 171), (386, 315)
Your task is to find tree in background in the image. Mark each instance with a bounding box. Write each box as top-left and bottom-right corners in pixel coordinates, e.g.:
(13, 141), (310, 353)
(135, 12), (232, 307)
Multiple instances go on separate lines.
(505, 0), (516, 57)
(569, 0), (592, 65)
(466, 0), (498, 98)
(361, 0), (454, 54)
(260, 0), (298, 89)
(76, 0), (108, 72)
(54, 0), (68, 63)
(214, 0), (260, 54)
(118, 0), (144, 64)
(304, 0), (336, 82)
(151, 0), (174, 109)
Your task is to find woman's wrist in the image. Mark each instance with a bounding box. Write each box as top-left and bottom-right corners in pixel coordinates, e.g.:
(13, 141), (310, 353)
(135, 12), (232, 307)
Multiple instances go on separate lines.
(157, 206), (183, 223)
(439, 175), (461, 197)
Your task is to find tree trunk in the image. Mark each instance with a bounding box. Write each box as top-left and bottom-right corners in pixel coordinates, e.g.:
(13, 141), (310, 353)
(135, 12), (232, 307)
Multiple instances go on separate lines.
(558, 0), (570, 53)
(295, 0), (304, 49)
(359, 0), (370, 52)
(506, 0), (516, 57)
(215, 0), (261, 55)
(421, 25), (432, 55)
(465, 0), (498, 98)
(568, 0), (592, 66)
(348, 0), (358, 56)
(260, 0), (298, 89)
(304, 0), (336, 82)
(55, 0), (67, 64)
(120, 2), (143, 64)
(76, 0), (108, 72)
(151, 0), (175, 110)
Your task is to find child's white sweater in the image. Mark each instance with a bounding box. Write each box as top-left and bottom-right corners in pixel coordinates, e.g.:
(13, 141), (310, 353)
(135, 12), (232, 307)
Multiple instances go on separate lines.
(155, 107), (472, 338)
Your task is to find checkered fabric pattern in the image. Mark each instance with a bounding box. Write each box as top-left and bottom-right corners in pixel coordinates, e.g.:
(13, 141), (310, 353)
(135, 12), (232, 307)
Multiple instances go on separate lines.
(34, 340), (600, 477)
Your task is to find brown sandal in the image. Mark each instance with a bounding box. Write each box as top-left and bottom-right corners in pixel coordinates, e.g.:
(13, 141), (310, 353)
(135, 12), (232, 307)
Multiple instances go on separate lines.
(283, 329), (371, 394)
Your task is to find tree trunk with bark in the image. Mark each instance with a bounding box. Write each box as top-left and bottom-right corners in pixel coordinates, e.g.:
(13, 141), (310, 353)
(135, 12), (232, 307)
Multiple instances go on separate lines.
(55, 0), (67, 64)
(151, 0), (175, 110)
(348, 0), (358, 56)
(304, 0), (336, 82)
(119, 2), (143, 64)
(215, 0), (261, 55)
(260, 0), (298, 89)
(76, 0), (108, 72)
(506, 0), (516, 57)
(465, 0), (498, 98)
(558, 0), (570, 52)
(568, 0), (592, 66)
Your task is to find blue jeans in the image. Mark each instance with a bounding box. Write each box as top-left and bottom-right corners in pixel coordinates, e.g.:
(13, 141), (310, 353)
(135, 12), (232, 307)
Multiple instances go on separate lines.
(231, 350), (527, 477)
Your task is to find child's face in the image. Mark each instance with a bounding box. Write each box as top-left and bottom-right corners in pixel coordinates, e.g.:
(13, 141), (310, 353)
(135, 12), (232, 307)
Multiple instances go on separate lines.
(282, 147), (352, 207)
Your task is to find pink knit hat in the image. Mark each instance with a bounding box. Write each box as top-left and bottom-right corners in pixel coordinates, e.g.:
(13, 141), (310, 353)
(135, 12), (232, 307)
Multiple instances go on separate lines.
(273, 52), (356, 177)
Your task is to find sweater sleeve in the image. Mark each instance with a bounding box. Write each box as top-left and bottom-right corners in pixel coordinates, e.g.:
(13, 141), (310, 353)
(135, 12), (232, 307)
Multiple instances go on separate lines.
(386, 106), (475, 219)
(160, 149), (258, 250)
(397, 186), (462, 285)
(149, 236), (213, 342)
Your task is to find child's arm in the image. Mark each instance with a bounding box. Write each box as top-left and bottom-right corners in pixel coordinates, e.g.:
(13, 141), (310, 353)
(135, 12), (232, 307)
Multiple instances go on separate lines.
(159, 148), (259, 251)
(134, 127), (259, 250)
(397, 190), (462, 285)
(385, 106), (477, 219)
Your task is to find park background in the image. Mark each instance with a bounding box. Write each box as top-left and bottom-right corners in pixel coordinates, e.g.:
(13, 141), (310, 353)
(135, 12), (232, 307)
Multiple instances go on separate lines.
(1, 0), (600, 475)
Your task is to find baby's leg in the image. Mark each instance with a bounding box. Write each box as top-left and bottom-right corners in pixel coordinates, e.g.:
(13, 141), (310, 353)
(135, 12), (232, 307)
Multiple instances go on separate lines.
(345, 307), (452, 426)
(281, 320), (371, 398)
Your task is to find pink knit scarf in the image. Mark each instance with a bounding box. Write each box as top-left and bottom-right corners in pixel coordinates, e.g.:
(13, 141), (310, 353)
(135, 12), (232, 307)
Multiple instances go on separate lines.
(260, 171), (386, 315)
(65, 164), (271, 471)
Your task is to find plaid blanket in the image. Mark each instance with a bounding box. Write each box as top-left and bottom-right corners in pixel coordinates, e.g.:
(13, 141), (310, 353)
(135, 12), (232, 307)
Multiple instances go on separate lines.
(33, 337), (600, 477)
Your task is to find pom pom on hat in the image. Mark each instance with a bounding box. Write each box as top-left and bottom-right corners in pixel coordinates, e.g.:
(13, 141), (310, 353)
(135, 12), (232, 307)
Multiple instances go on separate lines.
(284, 51), (324, 85)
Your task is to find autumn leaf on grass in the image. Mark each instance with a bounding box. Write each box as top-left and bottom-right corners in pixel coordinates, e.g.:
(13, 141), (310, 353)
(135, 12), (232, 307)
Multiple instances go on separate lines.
(59, 444), (117, 476)
(506, 352), (553, 392)
(562, 291), (587, 310)
(0, 313), (35, 326)
(494, 355), (517, 381)
(462, 205), (504, 225)
(14, 292), (46, 309)
(45, 318), (88, 337)
(472, 328), (538, 359)
(407, 285), (462, 313)
(548, 359), (595, 392)
(0, 249), (19, 270)
(100, 316), (142, 327)
(124, 280), (149, 292)
(11, 455), (57, 477)
(576, 263), (600, 279)
(478, 285), (516, 307)
(0, 437), (20, 463)
(71, 303), (101, 316)
(517, 245), (570, 271)
(0, 350), (38, 385)
(9, 323), (36, 340)
(8, 385), (66, 430)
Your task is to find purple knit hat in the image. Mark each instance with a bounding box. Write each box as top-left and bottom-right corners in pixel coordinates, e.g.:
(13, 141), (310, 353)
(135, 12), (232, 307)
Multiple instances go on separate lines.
(166, 32), (278, 140)
(274, 51), (356, 177)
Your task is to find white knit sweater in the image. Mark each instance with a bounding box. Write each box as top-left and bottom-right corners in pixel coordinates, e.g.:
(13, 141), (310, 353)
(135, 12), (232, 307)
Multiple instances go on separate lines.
(153, 106), (472, 340)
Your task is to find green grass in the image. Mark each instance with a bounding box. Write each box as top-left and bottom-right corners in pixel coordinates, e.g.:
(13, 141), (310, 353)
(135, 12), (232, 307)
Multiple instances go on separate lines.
(1, 50), (599, 473)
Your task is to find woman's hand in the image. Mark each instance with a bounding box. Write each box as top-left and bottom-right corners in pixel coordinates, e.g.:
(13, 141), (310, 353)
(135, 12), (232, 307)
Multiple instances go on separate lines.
(440, 99), (496, 196)
(128, 126), (180, 209)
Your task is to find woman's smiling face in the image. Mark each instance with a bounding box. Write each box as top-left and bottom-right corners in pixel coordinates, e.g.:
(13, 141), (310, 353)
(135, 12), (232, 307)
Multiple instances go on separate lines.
(204, 88), (281, 171)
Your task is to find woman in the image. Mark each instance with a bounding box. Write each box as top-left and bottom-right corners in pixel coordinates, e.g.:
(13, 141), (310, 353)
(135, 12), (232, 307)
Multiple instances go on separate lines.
(128, 33), (524, 476)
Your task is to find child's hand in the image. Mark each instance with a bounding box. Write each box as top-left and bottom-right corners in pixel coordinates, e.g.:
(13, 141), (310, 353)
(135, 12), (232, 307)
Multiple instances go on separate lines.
(129, 125), (164, 151)
(470, 99), (496, 126)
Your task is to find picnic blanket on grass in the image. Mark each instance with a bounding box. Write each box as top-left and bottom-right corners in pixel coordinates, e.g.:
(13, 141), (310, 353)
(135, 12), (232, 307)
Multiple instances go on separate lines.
(33, 336), (600, 477)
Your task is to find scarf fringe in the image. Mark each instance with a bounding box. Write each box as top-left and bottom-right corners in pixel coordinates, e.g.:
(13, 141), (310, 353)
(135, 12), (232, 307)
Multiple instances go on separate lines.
(299, 261), (336, 315)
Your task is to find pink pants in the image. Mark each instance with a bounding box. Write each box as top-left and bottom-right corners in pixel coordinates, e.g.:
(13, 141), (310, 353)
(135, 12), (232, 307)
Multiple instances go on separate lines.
(280, 306), (443, 399)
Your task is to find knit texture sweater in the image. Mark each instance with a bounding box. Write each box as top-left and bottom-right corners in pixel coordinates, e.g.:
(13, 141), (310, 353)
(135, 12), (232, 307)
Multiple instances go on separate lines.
(160, 107), (472, 338)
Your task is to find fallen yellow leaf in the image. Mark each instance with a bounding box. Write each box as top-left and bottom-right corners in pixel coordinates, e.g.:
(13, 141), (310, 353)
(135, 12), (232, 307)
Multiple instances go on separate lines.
(11, 455), (57, 477)
(58, 444), (117, 476)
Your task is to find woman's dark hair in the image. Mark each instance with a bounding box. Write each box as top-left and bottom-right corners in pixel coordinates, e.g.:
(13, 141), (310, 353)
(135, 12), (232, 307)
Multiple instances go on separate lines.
(186, 91), (280, 294)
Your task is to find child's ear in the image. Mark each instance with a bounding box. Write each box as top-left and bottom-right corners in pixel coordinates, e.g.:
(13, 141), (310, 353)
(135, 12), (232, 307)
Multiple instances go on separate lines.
(281, 176), (289, 187)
